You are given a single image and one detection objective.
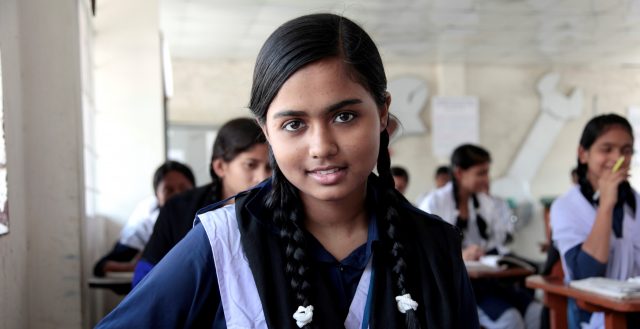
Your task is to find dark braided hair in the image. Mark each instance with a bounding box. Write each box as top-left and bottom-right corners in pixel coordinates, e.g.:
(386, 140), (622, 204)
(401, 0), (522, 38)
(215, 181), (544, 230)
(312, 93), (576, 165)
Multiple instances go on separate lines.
(249, 13), (421, 328)
(208, 118), (267, 200)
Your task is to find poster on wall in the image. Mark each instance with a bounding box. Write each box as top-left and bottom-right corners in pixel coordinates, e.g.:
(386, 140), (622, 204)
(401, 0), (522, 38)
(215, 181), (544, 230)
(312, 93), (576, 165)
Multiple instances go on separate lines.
(431, 96), (479, 159)
(0, 49), (8, 236)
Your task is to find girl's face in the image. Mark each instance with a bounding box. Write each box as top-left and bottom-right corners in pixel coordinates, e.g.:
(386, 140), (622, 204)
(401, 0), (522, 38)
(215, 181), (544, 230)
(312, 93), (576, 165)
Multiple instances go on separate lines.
(262, 57), (389, 204)
(156, 171), (194, 207)
(213, 143), (271, 199)
(454, 162), (490, 194)
(579, 125), (633, 186)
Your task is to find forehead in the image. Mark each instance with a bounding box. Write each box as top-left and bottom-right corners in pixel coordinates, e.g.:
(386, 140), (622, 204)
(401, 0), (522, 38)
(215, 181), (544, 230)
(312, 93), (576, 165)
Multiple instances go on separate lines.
(266, 58), (373, 116)
(593, 125), (633, 145)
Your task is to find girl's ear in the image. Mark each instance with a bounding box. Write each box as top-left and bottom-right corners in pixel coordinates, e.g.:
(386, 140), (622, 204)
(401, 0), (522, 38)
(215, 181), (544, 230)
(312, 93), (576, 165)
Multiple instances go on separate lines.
(452, 166), (464, 182)
(379, 92), (391, 132)
(256, 118), (271, 143)
(212, 158), (226, 178)
(578, 145), (588, 164)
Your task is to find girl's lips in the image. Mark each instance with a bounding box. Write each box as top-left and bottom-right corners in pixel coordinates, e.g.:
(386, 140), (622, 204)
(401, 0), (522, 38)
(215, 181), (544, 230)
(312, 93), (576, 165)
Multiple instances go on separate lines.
(307, 167), (347, 185)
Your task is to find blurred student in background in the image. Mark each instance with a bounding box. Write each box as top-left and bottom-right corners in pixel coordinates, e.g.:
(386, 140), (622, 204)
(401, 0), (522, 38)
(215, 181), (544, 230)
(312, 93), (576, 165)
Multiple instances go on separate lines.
(435, 165), (452, 188)
(391, 165), (409, 195)
(132, 117), (271, 287)
(419, 144), (540, 329)
(551, 114), (640, 329)
(93, 160), (195, 278)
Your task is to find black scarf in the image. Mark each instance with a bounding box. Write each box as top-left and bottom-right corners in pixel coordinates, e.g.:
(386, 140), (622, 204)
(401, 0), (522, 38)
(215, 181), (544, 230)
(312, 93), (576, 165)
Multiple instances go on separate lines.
(578, 178), (636, 238)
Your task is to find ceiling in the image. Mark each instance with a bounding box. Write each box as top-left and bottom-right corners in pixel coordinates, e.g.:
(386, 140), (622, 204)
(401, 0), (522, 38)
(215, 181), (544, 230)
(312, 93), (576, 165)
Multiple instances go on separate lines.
(160, 0), (640, 65)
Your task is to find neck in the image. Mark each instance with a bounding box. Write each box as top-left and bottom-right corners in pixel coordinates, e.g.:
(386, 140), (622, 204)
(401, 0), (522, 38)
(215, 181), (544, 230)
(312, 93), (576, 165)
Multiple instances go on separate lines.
(221, 184), (236, 205)
(301, 186), (369, 261)
(457, 187), (471, 204)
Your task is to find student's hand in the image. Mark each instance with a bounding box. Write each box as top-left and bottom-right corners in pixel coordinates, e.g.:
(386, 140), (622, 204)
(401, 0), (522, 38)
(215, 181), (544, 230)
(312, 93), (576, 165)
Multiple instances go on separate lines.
(598, 165), (629, 209)
(462, 244), (485, 261)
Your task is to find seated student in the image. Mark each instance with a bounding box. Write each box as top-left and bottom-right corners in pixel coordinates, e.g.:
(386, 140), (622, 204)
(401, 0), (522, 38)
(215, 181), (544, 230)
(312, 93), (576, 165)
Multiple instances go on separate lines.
(132, 117), (271, 287)
(419, 144), (541, 329)
(391, 165), (409, 195)
(435, 165), (452, 189)
(551, 114), (640, 329)
(93, 160), (195, 277)
(96, 13), (479, 329)
(415, 165), (452, 205)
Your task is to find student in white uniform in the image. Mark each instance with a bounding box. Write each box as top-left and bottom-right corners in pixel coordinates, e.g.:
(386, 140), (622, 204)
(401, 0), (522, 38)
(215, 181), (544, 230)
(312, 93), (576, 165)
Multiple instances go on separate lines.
(551, 113), (640, 329)
(93, 161), (195, 278)
(419, 144), (541, 329)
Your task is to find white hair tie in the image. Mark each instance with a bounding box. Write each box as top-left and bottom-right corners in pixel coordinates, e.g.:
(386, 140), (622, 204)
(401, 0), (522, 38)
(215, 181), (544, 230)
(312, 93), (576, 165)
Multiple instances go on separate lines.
(395, 294), (418, 313)
(292, 305), (314, 328)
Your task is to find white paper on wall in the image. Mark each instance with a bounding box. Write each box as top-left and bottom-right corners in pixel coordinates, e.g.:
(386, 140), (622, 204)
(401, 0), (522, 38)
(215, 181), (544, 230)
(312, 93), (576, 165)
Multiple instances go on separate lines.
(431, 96), (479, 158)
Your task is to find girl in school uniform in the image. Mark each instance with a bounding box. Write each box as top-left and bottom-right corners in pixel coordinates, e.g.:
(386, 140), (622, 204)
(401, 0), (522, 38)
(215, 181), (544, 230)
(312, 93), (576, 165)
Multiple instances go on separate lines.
(132, 117), (271, 286)
(96, 13), (478, 329)
(419, 144), (541, 329)
(551, 114), (640, 329)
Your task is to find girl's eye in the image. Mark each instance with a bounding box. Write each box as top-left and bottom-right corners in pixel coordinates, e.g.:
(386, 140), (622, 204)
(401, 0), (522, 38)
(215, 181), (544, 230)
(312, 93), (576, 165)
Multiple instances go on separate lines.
(622, 147), (634, 156)
(283, 120), (305, 132)
(335, 112), (355, 123)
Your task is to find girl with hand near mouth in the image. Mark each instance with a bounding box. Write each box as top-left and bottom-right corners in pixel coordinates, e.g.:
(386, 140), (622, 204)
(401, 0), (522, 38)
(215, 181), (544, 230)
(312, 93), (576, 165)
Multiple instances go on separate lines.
(96, 13), (478, 329)
(552, 114), (640, 329)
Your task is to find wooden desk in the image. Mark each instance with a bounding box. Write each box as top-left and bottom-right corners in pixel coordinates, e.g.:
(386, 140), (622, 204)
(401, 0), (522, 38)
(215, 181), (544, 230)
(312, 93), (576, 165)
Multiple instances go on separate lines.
(88, 272), (133, 295)
(466, 266), (534, 280)
(526, 275), (640, 329)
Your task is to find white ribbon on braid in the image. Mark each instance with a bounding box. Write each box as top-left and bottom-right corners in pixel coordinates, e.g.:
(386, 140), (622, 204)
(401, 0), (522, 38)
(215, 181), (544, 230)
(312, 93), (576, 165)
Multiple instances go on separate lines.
(292, 305), (314, 328)
(395, 294), (418, 313)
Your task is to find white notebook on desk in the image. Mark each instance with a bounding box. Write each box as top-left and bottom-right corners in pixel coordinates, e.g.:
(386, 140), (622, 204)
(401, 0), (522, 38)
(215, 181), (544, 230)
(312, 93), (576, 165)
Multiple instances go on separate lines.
(569, 277), (640, 299)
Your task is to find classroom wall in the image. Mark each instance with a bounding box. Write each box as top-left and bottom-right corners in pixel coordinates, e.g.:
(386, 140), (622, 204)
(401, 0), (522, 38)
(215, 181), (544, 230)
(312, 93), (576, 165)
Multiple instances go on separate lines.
(0, 0), (28, 327)
(0, 0), (88, 328)
(168, 58), (640, 261)
(91, 0), (164, 323)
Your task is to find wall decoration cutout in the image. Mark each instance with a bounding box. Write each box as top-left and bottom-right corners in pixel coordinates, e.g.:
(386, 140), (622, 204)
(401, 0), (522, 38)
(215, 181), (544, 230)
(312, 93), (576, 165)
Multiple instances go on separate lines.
(387, 76), (428, 142)
(492, 72), (583, 228)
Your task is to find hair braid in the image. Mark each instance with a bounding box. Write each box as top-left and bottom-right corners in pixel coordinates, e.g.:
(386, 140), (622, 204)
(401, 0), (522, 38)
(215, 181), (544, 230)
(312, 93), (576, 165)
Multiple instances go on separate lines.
(266, 153), (313, 328)
(377, 130), (421, 329)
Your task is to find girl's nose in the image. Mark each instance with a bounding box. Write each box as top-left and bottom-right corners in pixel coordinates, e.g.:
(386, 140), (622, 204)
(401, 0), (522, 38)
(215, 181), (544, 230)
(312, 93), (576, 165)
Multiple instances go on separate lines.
(308, 126), (338, 159)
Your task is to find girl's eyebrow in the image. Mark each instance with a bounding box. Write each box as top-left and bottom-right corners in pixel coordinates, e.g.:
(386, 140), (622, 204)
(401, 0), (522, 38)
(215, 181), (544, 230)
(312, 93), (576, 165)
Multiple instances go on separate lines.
(272, 98), (363, 119)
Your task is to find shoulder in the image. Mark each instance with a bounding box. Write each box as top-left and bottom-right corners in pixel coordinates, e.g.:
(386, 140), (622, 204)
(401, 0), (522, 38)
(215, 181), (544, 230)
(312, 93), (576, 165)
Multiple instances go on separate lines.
(550, 186), (583, 215)
(401, 201), (461, 243)
(418, 183), (452, 211)
(430, 183), (453, 201)
(196, 204), (237, 236)
(166, 184), (215, 210)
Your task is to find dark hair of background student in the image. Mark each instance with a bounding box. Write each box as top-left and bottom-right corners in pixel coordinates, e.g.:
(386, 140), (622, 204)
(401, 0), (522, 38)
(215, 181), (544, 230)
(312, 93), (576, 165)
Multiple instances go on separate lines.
(249, 13), (420, 328)
(207, 117), (267, 199)
(451, 144), (491, 171)
(153, 160), (196, 193)
(435, 165), (451, 177)
(391, 166), (409, 182)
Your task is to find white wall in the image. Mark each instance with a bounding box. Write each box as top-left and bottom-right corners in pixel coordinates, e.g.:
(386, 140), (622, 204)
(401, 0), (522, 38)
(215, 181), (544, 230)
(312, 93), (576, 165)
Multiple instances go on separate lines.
(0, 0), (89, 328)
(168, 58), (640, 261)
(94, 0), (164, 229)
(91, 0), (164, 322)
